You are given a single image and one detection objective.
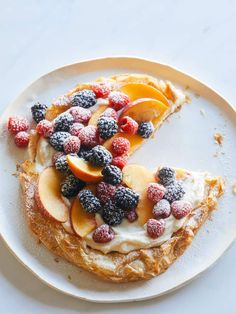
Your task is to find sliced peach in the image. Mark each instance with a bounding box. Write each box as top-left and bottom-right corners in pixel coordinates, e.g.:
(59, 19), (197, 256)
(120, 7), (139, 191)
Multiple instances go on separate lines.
(103, 132), (143, 156)
(67, 155), (103, 183)
(120, 83), (170, 107)
(88, 104), (107, 126)
(70, 197), (97, 238)
(122, 164), (156, 225)
(120, 98), (168, 127)
(35, 167), (69, 222)
(62, 219), (75, 235)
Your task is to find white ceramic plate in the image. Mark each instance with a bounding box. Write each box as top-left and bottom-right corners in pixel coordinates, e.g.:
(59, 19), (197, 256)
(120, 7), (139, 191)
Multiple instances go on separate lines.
(0, 57), (236, 303)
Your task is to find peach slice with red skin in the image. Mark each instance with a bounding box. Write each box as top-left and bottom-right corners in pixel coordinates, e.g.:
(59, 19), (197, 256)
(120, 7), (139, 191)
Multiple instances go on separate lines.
(67, 155), (103, 183)
(122, 164), (156, 225)
(35, 167), (69, 222)
(120, 83), (170, 107)
(88, 104), (107, 126)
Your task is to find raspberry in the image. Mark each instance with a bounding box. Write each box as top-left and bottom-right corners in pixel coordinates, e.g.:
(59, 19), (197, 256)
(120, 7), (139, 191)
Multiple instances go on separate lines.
(111, 155), (128, 170)
(52, 152), (64, 165)
(60, 174), (85, 198)
(71, 90), (96, 108)
(92, 224), (115, 243)
(114, 186), (139, 210)
(124, 209), (138, 222)
(164, 182), (185, 203)
(147, 183), (166, 203)
(78, 125), (99, 148)
(8, 116), (29, 134)
(147, 219), (165, 238)
(108, 91), (130, 111)
(14, 131), (29, 148)
(53, 113), (74, 132)
(137, 121), (154, 138)
(69, 122), (84, 136)
(78, 189), (102, 213)
(96, 181), (116, 204)
(55, 155), (70, 173)
(97, 117), (118, 140)
(112, 137), (130, 156)
(157, 167), (176, 186)
(153, 199), (171, 219)
(36, 119), (54, 138)
(70, 107), (92, 124)
(119, 116), (138, 135)
(102, 200), (124, 226)
(171, 201), (192, 219)
(92, 83), (111, 98)
(31, 103), (47, 123)
(87, 145), (112, 166)
(49, 131), (70, 151)
(102, 165), (123, 186)
(100, 108), (118, 121)
(63, 136), (81, 154)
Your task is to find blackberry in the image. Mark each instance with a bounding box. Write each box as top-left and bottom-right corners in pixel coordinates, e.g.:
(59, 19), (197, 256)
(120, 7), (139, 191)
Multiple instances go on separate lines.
(31, 102), (47, 123)
(114, 186), (139, 210)
(102, 201), (124, 226)
(49, 131), (70, 151)
(102, 165), (122, 185)
(87, 145), (112, 166)
(77, 146), (92, 161)
(78, 189), (102, 213)
(71, 90), (97, 108)
(137, 121), (154, 138)
(61, 175), (85, 198)
(54, 113), (74, 132)
(97, 117), (118, 140)
(164, 182), (185, 203)
(158, 167), (176, 186)
(55, 155), (70, 173)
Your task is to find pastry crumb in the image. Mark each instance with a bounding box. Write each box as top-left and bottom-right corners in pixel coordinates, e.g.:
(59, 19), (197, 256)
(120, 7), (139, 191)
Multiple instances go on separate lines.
(214, 133), (224, 145)
(54, 257), (60, 263)
(67, 275), (72, 280)
(37, 239), (42, 245)
(194, 92), (200, 98)
(232, 182), (236, 195)
(213, 152), (219, 158)
(200, 108), (206, 117)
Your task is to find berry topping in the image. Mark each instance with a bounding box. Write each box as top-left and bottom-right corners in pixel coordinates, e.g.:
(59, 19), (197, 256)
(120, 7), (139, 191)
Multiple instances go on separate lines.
(49, 131), (71, 151)
(96, 181), (116, 204)
(100, 108), (118, 121)
(60, 174), (85, 198)
(102, 200), (125, 226)
(78, 189), (102, 213)
(157, 167), (176, 186)
(147, 183), (166, 203)
(137, 121), (154, 138)
(112, 137), (130, 156)
(53, 113), (74, 132)
(97, 117), (118, 140)
(70, 107), (92, 124)
(164, 182), (185, 203)
(114, 186), (139, 210)
(77, 147), (92, 161)
(71, 90), (97, 108)
(55, 155), (70, 173)
(102, 165), (123, 185)
(147, 219), (165, 238)
(171, 200), (192, 219)
(111, 154), (128, 170)
(124, 208), (138, 222)
(87, 145), (112, 167)
(14, 131), (29, 148)
(31, 102), (47, 123)
(8, 116), (29, 134)
(92, 83), (111, 98)
(119, 116), (138, 135)
(52, 152), (64, 165)
(108, 91), (130, 111)
(63, 136), (81, 154)
(78, 125), (99, 148)
(36, 119), (54, 138)
(92, 224), (115, 243)
(69, 122), (84, 136)
(153, 199), (171, 219)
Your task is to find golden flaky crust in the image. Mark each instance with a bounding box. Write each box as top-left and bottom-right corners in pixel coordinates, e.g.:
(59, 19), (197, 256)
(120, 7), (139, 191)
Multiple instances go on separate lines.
(18, 74), (224, 282)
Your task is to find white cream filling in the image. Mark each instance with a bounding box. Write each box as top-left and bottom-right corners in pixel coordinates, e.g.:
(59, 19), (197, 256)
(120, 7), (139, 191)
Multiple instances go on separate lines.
(34, 137), (55, 172)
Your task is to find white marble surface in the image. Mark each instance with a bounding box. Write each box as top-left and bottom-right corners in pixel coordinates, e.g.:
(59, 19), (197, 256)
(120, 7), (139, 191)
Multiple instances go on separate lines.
(0, 0), (236, 313)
